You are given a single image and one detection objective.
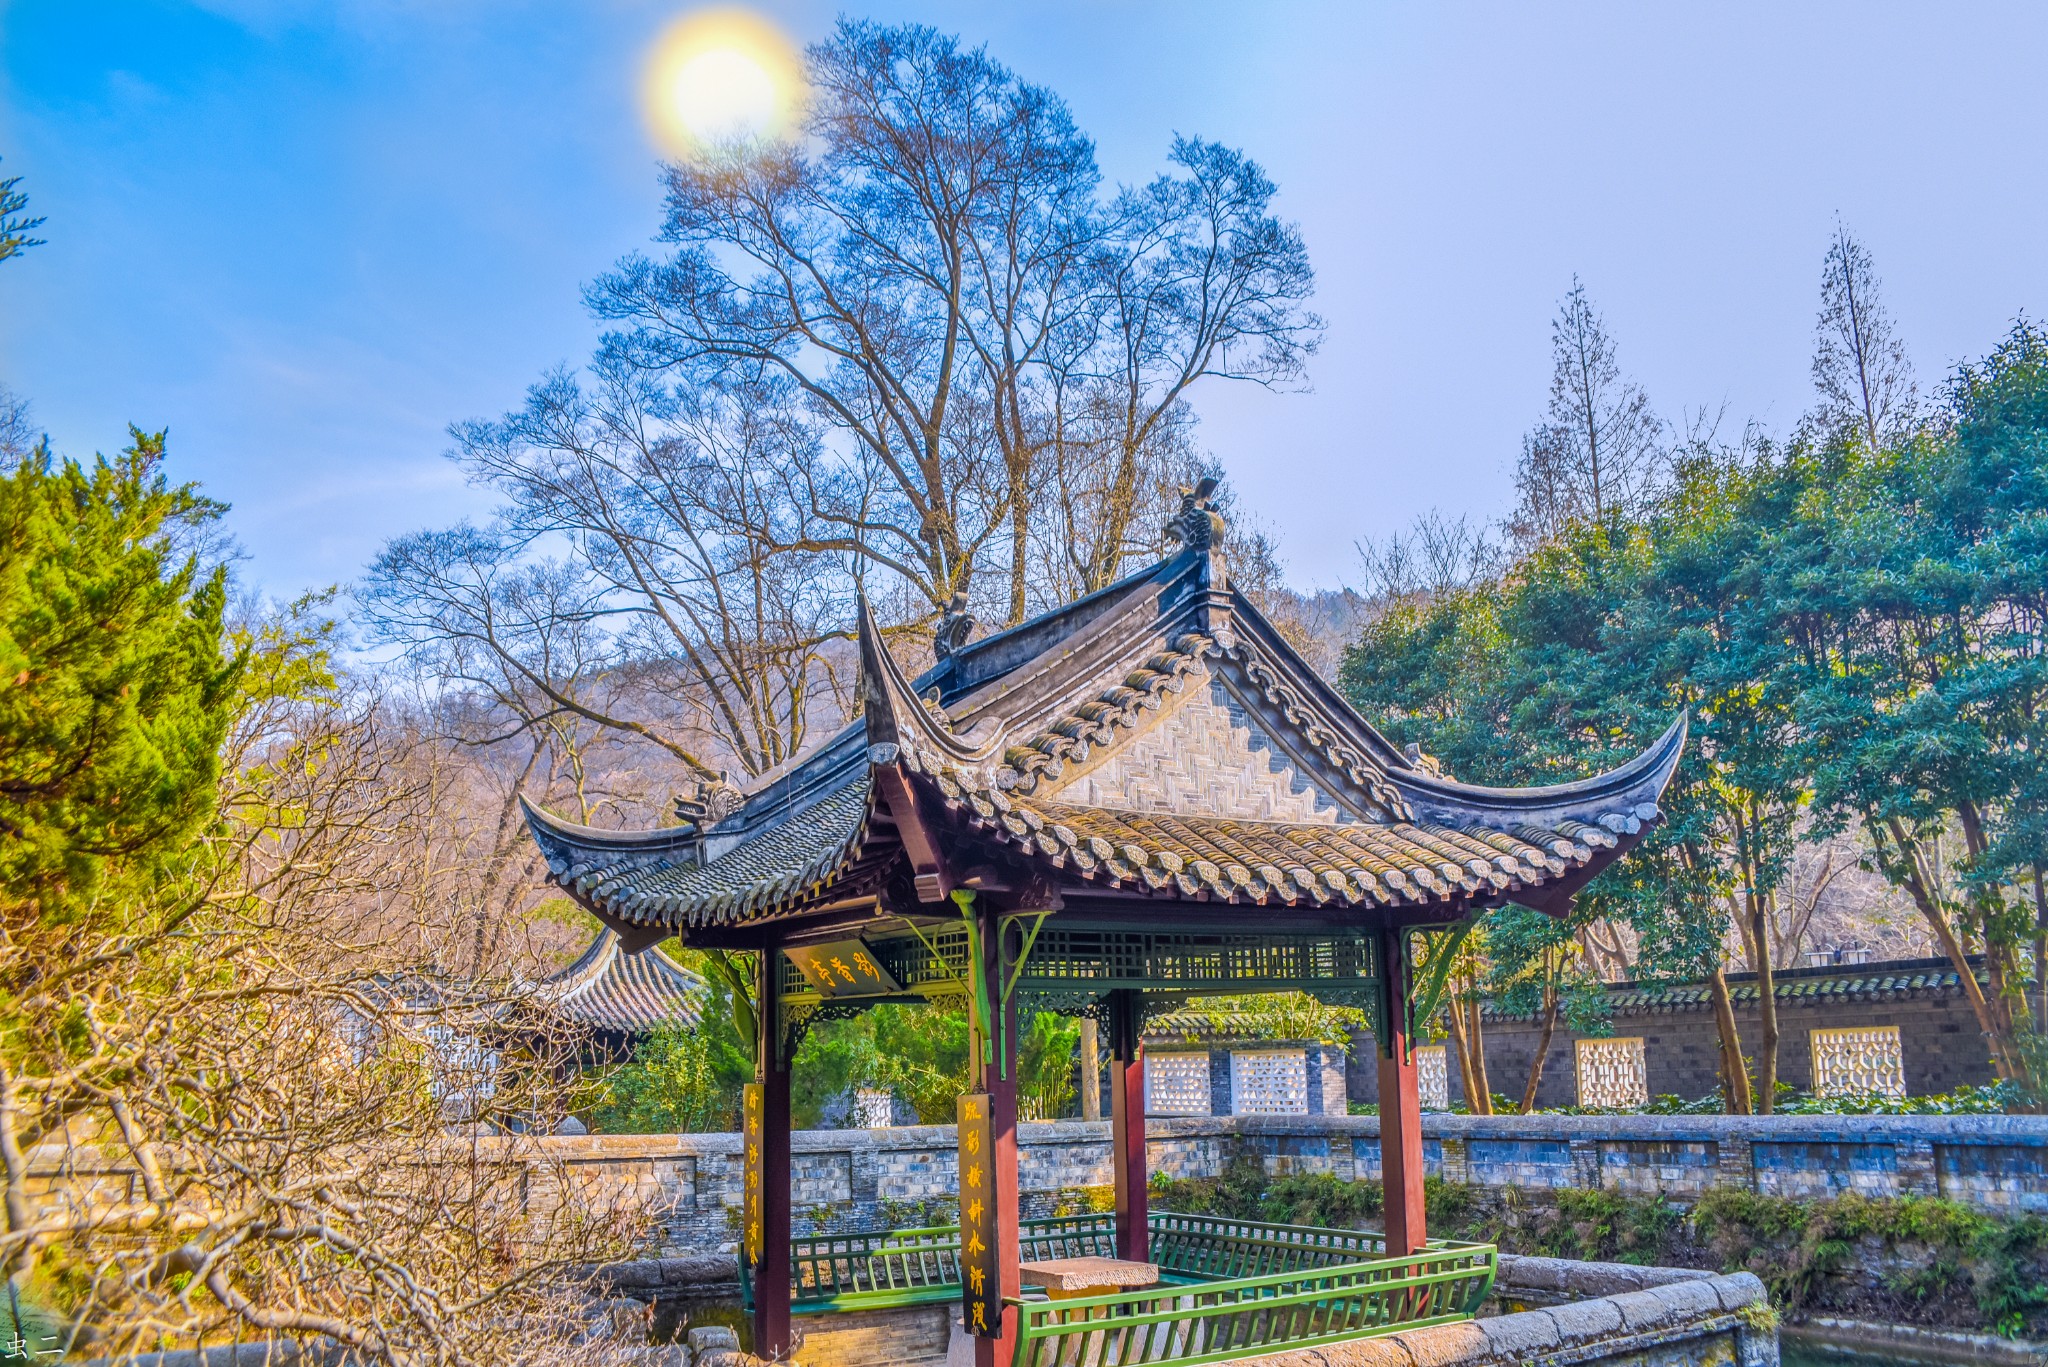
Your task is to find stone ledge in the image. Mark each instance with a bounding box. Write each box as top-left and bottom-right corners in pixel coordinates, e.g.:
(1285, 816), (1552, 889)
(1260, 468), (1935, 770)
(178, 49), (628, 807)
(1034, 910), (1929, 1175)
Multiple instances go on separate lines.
(1228, 1267), (1770, 1367)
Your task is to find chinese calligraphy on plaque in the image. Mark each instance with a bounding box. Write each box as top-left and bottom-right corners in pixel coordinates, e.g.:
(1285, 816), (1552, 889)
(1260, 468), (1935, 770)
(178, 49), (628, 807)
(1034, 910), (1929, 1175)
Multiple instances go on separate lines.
(784, 939), (902, 997)
(742, 1082), (763, 1267)
(957, 1092), (998, 1337)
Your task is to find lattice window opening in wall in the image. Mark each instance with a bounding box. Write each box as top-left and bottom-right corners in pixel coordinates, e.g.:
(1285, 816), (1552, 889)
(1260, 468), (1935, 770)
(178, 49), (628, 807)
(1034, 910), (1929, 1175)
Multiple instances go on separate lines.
(1575, 1037), (1649, 1109)
(852, 1088), (896, 1128)
(1810, 1026), (1907, 1099)
(1144, 1052), (1212, 1116)
(1415, 1045), (1450, 1111)
(1230, 1049), (1309, 1115)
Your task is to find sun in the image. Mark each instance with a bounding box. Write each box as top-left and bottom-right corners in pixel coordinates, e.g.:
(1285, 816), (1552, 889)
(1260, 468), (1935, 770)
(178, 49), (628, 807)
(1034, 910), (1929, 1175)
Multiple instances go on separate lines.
(641, 9), (804, 161)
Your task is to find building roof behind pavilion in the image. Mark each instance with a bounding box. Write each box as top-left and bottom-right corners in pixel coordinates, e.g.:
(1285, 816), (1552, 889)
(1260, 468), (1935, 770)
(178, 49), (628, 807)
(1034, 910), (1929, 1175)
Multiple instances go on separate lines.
(539, 929), (705, 1037)
(522, 484), (1685, 948)
(1482, 955), (1984, 1023)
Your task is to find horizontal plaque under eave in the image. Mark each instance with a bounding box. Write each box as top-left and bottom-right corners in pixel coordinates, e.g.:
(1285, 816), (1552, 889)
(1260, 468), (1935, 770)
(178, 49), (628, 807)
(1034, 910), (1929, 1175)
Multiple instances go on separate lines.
(785, 939), (902, 997)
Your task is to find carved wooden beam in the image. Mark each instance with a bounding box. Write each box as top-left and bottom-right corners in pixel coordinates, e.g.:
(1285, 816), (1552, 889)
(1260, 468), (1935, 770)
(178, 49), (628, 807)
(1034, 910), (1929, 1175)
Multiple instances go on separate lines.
(872, 761), (952, 903)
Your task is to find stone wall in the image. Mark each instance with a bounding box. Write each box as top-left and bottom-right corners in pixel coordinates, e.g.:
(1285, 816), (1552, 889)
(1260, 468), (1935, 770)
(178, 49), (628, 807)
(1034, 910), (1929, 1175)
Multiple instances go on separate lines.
(517, 1111), (2048, 1256)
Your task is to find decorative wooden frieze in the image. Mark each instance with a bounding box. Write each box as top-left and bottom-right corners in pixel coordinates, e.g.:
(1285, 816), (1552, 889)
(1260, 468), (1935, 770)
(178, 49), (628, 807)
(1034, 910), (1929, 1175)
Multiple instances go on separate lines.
(1230, 1049), (1309, 1115)
(1575, 1037), (1649, 1109)
(1810, 1025), (1906, 1099)
(1416, 1044), (1450, 1111)
(1144, 1052), (1212, 1116)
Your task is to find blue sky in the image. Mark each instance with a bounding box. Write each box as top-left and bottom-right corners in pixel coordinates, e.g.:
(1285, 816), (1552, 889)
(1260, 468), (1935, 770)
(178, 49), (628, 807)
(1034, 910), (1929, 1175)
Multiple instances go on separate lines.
(4, 1), (2046, 596)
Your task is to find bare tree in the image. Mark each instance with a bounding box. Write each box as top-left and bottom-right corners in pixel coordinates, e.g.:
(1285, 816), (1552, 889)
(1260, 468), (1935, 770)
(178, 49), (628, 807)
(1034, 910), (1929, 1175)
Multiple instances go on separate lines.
(1044, 139), (1320, 604)
(412, 359), (853, 780)
(588, 21), (1088, 618)
(1812, 220), (1916, 448)
(1511, 278), (1666, 545)
(1356, 511), (1505, 607)
(0, 386), (32, 466)
(587, 21), (1318, 628)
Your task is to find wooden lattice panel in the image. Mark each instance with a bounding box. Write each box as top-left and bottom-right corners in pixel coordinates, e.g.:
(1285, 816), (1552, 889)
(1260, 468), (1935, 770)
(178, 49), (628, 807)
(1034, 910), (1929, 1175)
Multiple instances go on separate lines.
(1416, 1045), (1450, 1111)
(1574, 1037), (1648, 1109)
(1810, 1025), (1906, 1099)
(1230, 1049), (1309, 1115)
(1144, 1052), (1212, 1116)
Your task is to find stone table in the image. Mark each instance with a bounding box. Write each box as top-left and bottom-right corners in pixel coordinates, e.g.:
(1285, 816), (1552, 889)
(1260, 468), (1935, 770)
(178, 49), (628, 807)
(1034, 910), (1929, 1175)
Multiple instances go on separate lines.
(1018, 1256), (1160, 1300)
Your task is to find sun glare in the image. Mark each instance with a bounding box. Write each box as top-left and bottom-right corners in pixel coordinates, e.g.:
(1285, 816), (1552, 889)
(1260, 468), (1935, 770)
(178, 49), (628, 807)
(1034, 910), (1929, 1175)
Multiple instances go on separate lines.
(641, 9), (804, 161)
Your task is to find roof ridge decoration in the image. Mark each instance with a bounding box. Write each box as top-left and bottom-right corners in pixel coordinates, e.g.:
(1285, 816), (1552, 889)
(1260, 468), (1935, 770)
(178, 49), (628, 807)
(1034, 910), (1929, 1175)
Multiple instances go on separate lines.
(1165, 476), (1234, 646)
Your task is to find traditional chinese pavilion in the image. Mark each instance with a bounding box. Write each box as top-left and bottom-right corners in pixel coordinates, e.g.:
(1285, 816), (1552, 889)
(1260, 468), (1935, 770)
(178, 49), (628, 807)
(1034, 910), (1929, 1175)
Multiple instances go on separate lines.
(524, 484), (1682, 1365)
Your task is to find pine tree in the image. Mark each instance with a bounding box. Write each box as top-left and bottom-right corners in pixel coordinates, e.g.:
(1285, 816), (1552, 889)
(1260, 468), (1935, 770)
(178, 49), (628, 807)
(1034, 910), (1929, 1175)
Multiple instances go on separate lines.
(0, 431), (242, 934)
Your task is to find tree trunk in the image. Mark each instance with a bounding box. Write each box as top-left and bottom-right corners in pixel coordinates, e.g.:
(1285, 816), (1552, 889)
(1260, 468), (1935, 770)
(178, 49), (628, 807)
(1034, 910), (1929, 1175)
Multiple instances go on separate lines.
(1466, 996), (1494, 1113)
(1707, 966), (1753, 1114)
(2032, 867), (2046, 1034)
(1750, 891), (1780, 1114)
(1006, 473), (1030, 627)
(1079, 1017), (1101, 1122)
(1520, 974), (1559, 1115)
(1880, 818), (2020, 1081)
(1444, 993), (1487, 1115)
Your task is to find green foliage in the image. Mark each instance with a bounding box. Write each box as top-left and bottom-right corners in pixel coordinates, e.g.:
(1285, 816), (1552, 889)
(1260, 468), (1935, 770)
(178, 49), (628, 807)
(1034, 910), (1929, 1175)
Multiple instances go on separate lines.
(790, 1002), (971, 1127)
(0, 433), (242, 931)
(0, 155), (44, 265)
(591, 1018), (738, 1133)
(1341, 320), (2048, 1102)
(1147, 1145), (1386, 1227)
(1019, 1011), (1080, 1120)
(1171, 992), (1369, 1049)
(1693, 1188), (2048, 1333)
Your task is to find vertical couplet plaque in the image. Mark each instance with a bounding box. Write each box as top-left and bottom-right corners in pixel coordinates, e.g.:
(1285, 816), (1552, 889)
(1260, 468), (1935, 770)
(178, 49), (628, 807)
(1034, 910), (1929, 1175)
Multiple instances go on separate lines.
(742, 1082), (764, 1267)
(957, 1092), (999, 1337)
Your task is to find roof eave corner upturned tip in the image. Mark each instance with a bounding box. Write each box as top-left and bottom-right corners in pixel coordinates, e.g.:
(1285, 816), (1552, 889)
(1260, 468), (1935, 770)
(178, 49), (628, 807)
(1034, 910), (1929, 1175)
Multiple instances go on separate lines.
(855, 590), (911, 755)
(856, 591), (1007, 773)
(516, 792), (705, 857)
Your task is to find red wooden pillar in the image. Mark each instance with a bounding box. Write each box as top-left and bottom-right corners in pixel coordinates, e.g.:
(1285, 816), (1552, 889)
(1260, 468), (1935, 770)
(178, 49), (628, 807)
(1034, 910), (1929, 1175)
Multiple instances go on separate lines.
(754, 945), (794, 1359)
(1377, 924), (1427, 1257)
(1108, 988), (1148, 1263)
(973, 902), (1023, 1367)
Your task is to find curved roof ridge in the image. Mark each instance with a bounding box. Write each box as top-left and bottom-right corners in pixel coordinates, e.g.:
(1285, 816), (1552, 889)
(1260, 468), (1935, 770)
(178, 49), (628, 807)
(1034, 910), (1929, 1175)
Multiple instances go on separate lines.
(1396, 716), (1688, 828)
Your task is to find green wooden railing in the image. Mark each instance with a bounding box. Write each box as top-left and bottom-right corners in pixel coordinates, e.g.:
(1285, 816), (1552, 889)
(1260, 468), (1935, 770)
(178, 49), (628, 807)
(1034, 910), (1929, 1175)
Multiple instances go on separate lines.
(1009, 1248), (1495, 1367)
(740, 1214), (1122, 1313)
(739, 1211), (1498, 1358)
